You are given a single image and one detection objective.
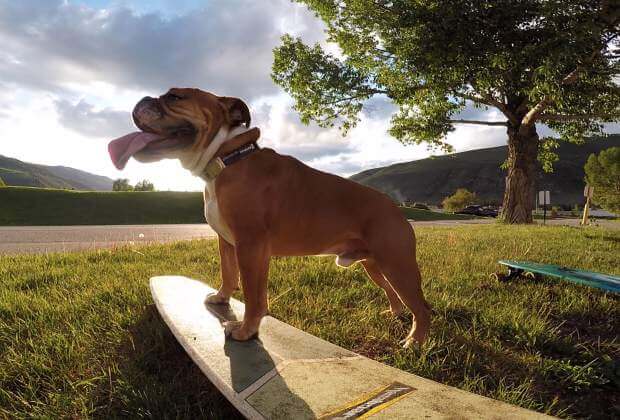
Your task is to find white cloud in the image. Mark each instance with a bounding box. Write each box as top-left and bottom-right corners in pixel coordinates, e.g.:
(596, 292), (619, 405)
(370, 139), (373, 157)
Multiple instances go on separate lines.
(2, 0), (575, 192)
(54, 99), (132, 138)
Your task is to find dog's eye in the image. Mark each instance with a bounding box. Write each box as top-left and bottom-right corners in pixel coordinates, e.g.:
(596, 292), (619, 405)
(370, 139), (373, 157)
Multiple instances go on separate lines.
(167, 93), (183, 101)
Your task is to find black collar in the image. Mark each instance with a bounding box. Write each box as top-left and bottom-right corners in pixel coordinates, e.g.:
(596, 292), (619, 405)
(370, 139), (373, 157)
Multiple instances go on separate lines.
(221, 141), (260, 166)
(199, 142), (260, 181)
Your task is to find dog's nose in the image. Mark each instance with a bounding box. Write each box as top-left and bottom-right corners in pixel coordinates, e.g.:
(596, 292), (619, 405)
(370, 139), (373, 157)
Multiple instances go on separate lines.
(132, 96), (162, 130)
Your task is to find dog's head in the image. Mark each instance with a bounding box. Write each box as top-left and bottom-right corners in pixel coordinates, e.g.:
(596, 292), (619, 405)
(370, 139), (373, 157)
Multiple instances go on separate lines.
(109, 88), (251, 171)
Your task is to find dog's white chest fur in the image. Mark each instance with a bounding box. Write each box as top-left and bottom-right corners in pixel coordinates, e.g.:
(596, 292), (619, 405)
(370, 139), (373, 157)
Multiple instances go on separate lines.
(204, 181), (235, 245)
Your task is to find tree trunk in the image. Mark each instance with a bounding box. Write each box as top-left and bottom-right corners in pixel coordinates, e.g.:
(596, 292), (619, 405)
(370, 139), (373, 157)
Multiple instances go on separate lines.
(500, 124), (539, 224)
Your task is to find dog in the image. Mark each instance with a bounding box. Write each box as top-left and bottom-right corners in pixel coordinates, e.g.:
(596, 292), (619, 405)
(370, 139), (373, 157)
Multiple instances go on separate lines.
(108, 88), (431, 347)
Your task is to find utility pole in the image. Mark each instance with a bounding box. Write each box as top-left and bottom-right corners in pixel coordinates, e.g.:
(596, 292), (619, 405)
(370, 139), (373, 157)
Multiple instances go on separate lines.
(581, 185), (593, 226)
(538, 191), (550, 225)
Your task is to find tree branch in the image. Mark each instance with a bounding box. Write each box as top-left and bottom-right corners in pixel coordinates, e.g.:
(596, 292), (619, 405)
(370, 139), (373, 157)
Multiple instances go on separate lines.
(522, 99), (551, 126)
(456, 91), (519, 125)
(539, 112), (620, 122)
(450, 119), (508, 126)
(320, 89), (388, 106)
(522, 47), (607, 127)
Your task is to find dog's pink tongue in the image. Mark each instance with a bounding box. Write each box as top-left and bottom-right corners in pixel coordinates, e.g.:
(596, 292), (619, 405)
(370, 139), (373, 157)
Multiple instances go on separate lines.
(108, 132), (162, 170)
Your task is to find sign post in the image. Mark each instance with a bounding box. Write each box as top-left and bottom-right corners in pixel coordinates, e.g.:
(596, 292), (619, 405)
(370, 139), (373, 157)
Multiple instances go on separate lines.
(538, 190), (550, 224)
(581, 185), (594, 226)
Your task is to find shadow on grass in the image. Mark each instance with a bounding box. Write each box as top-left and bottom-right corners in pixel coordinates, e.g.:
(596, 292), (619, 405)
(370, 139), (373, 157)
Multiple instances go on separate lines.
(437, 303), (620, 418)
(100, 305), (244, 419)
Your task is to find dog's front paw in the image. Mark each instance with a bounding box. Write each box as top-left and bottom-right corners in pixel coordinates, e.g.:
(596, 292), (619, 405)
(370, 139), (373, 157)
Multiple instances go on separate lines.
(205, 292), (230, 305)
(223, 321), (258, 341)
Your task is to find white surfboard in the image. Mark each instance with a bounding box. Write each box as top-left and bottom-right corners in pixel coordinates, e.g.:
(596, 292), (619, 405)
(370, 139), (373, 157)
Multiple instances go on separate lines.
(150, 276), (553, 419)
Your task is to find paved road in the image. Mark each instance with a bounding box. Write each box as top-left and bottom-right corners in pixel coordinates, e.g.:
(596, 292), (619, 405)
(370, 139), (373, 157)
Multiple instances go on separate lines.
(0, 218), (616, 255)
(0, 224), (217, 255)
(1, 222), (487, 255)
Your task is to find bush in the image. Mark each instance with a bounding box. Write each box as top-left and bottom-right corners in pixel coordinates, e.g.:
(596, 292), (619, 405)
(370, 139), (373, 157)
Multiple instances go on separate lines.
(442, 188), (477, 212)
(584, 147), (620, 213)
(550, 206), (560, 218)
(134, 180), (155, 192)
(0, 176), (5, 187)
(112, 178), (134, 192)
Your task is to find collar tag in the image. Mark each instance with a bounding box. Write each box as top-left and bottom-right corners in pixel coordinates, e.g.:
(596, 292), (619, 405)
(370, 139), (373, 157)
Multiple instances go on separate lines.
(202, 157), (225, 181)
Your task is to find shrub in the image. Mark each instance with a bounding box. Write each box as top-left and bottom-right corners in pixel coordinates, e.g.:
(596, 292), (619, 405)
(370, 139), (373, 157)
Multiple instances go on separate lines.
(134, 180), (155, 192)
(442, 188), (477, 212)
(584, 147), (620, 213)
(112, 178), (134, 191)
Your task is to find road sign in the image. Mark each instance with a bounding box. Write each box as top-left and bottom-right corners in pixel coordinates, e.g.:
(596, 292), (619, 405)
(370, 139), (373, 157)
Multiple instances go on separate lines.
(538, 190), (550, 205)
(584, 185), (594, 198)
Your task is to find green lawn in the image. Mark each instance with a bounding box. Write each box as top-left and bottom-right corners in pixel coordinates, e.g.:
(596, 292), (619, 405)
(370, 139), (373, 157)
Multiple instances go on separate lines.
(0, 187), (475, 225)
(1, 225), (618, 418)
(399, 206), (477, 220)
(0, 187), (205, 225)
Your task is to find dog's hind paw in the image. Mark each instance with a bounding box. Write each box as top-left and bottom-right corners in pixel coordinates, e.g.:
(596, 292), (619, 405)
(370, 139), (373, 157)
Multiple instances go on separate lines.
(400, 325), (428, 349)
(381, 307), (408, 320)
(400, 338), (414, 349)
(399, 337), (420, 349)
(205, 293), (230, 305)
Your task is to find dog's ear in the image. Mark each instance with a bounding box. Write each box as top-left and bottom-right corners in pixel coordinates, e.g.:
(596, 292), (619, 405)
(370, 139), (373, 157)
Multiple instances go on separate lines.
(218, 97), (251, 128)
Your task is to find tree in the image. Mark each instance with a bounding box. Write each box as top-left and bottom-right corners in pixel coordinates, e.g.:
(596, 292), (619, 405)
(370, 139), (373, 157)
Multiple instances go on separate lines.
(584, 147), (620, 212)
(134, 180), (155, 192)
(442, 188), (477, 212)
(112, 178), (134, 191)
(272, 0), (620, 223)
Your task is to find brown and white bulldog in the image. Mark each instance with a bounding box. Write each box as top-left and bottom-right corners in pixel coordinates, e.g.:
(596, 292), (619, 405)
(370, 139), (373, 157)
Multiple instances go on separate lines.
(108, 88), (431, 347)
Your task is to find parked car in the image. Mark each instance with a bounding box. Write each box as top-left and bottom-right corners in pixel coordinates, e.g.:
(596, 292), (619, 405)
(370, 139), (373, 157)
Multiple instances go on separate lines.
(455, 205), (498, 217)
(412, 202), (430, 210)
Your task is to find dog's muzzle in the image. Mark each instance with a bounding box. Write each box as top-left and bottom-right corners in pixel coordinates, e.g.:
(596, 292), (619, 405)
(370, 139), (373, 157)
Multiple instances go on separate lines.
(132, 96), (163, 132)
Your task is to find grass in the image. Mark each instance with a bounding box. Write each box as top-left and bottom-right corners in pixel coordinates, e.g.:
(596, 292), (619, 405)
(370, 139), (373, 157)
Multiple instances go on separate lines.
(0, 187), (205, 225)
(1, 225), (619, 418)
(399, 206), (477, 220)
(0, 187), (475, 225)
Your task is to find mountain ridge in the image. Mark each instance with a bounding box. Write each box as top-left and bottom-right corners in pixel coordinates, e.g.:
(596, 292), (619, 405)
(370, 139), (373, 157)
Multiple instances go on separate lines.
(0, 154), (114, 191)
(351, 135), (620, 206)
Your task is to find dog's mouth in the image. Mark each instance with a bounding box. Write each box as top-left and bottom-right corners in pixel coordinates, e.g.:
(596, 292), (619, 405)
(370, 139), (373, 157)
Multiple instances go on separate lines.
(108, 96), (196, 170)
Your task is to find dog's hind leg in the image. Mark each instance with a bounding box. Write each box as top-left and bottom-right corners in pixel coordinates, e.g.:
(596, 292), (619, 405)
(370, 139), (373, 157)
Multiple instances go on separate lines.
(380, 259), (431, 347)
(206, 235), (239, 305)
(361, 259), (405, 317)
(369, 220), (431, 347)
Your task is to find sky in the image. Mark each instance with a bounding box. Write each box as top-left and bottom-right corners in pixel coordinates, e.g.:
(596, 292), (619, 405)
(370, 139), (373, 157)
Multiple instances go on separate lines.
(0, 0), (551, 191)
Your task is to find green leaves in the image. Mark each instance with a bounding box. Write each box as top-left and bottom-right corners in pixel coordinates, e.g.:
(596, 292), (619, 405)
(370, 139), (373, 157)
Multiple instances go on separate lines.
(537, 137), (560, 173)
(273, 0), (619, 154)
(272, 35), (379, 133)
(442, 188), (477, 212)
(584, 147), (620, 212)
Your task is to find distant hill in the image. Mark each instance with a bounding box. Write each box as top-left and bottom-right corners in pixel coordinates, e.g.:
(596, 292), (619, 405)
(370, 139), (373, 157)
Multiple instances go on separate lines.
(351, 135), (620, 206)
(0, 155), (113, 191)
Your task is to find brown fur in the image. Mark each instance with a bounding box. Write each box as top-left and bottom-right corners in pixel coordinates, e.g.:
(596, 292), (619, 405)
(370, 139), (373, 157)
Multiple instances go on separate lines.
(133, 88), (431, 347)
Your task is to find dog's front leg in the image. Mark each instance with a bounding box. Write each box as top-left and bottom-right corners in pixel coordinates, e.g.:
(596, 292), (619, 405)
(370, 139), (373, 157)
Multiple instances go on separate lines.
(224, 239), (270, 341)
(206, 235), (239, 305)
